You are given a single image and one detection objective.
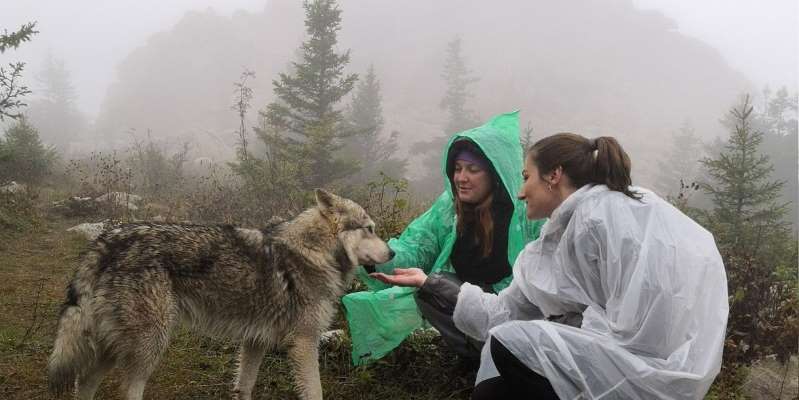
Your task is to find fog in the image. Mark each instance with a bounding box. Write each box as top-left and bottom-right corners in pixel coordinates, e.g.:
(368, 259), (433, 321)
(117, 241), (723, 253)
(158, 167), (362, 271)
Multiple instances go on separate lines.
(3, 0), (795, 117)
(1, 0), (267, 117)
(634, 0), (797, 90)
(1, 0), (797, 189)
(2, 4), (796, 397)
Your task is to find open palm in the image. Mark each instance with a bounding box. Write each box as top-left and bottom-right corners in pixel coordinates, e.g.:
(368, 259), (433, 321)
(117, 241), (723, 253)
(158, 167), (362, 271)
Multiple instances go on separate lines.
(369, 267), (428, 288)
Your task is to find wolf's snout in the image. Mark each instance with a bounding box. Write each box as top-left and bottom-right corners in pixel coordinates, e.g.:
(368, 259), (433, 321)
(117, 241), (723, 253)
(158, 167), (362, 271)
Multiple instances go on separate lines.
(388, 249), (395, 259)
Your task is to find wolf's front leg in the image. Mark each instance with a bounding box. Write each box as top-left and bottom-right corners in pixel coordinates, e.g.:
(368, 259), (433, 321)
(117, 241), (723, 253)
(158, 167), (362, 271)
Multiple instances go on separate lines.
(233, 340), (267, 400)
(287, 334), (323, 400)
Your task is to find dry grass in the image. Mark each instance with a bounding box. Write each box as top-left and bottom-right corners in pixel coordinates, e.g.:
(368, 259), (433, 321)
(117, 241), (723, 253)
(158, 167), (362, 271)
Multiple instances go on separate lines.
(744, 357), (799, 400)
(1, 214), (86, 399)
(2, 192), (777, 399)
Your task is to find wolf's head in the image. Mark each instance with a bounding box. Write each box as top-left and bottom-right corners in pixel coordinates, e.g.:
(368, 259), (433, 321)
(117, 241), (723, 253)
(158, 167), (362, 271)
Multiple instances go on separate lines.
(315, 189), (394, 267)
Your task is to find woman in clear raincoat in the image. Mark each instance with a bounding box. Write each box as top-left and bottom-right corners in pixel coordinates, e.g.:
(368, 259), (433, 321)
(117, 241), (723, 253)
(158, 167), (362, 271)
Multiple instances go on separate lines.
(371, 133), (728, 399)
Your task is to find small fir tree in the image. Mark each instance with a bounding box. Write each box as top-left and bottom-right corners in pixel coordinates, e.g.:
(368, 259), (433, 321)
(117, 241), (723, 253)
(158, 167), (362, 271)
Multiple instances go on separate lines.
(439, 36), (479, 136)
(701, 95), (789, 256)
(0, 118), (56, 185)
(341, 65), (405, 183)
(259, 0), (358, 190)
(654, 120), (702, 199)
(27, 54), (88, 151)
(412, 36), (480, 196)
(765, 86), (798, 136)
(755, 86), (798, 231)
(700, 94), (796, 366)
(232, 69), (255, 161)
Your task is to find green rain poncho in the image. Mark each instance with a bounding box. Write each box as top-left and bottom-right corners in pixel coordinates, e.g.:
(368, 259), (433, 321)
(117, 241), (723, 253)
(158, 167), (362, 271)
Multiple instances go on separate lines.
(342, 111), (544, 365)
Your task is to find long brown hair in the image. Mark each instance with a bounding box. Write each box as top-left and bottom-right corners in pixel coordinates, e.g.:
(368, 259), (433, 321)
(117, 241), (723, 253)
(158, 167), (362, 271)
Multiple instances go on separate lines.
(448, 140), (498, 257)
(455, 192), (495, 257)
(527, 133), (641, 199)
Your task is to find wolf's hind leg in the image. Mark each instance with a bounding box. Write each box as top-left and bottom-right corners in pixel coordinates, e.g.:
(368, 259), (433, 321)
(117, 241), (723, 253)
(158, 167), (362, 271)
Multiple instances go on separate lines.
(120, 328), (171, 400)
(124, 377), (147, 400)
(115, 281), (177, 400)
(76, 356), (113, 400)
(233, 339), (267, 400)
(287, 334), (322, 400)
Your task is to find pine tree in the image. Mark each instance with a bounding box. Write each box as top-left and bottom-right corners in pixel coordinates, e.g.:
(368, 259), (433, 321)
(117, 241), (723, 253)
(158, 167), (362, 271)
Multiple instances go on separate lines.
(756, 86), (798, 231)
(0, 22), (38, 121)
(520, 121), (536, 151)
(27, 54), (87, 151)
(440, 36), (479, 136)
(341, 65), (405, 183)
(765, 86), (798, 136)
(654, 120), (702, 199)
(259, 0), (358, 190)
(232, 69), (256, 161)
(0, 118), (56, 185)
(700, 94), (796, 364)
(0, 22), (37, 52)
(701, 95), (789, 256)
(412, 36), (480, 196)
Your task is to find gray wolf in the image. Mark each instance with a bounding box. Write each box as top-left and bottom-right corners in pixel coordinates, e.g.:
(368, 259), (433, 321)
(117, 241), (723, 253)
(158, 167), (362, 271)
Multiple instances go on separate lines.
(48, 189), (394, 400)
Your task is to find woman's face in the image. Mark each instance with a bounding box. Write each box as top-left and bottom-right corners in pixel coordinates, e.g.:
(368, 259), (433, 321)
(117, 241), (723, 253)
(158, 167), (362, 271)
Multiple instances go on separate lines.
(453, 160), (492, 204)
(518, 155), (560, 219)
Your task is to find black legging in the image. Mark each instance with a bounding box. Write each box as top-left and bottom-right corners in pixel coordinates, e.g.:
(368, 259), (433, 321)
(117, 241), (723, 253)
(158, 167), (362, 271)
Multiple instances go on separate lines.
(414, 272), (487, 360)
(471, 337), (560, 399)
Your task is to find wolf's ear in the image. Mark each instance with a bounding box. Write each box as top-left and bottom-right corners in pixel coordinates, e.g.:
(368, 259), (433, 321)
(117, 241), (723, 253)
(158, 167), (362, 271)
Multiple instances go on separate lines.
(315, 188), (337, 212)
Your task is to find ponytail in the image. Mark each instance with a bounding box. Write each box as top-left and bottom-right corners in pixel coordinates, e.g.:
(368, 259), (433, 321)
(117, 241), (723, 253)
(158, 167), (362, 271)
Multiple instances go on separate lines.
(593, 136), (641, 199)
(528, 133), (641, 200)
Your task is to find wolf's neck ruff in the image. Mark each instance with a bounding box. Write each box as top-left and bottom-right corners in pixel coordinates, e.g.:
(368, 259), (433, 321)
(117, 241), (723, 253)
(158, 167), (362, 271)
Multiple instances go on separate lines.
(271, 209), (353, 288)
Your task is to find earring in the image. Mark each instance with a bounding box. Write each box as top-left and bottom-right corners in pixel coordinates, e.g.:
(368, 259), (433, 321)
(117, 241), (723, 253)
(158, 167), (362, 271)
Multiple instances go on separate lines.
(547, 183), (552, 191)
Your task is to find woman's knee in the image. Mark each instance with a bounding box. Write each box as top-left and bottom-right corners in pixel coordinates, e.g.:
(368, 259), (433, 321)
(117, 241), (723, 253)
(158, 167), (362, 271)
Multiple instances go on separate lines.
(471, 376), (507, 400)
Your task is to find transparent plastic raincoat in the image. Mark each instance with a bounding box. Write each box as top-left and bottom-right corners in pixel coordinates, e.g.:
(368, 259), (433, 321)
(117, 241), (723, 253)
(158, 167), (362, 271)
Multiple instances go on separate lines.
(343, 111), (544, 365)
(454, 184), (728, 399)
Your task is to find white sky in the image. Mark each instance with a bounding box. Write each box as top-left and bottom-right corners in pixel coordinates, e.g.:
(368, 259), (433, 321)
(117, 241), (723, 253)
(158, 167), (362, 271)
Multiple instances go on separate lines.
(634, 0), (798, 92)
(1, 0), (797, 118)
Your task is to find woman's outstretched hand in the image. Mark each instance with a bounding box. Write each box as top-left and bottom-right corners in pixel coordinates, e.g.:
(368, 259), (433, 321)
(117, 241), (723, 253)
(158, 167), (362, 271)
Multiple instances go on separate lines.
(369, 267), (428, 288)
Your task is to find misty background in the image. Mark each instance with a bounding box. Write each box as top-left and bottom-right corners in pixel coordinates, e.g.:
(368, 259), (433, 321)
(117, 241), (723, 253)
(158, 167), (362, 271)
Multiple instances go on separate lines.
(1, 0), (797, 193)
(1, 2), (798, 398)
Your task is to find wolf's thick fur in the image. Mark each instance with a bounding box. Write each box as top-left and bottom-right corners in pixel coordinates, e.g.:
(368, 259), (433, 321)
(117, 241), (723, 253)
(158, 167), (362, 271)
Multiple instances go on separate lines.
(48, 190), (393, 400)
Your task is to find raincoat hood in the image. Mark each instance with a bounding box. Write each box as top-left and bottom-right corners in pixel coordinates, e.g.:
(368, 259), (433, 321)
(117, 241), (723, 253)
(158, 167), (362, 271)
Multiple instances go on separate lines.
(441, 111), (524, 206)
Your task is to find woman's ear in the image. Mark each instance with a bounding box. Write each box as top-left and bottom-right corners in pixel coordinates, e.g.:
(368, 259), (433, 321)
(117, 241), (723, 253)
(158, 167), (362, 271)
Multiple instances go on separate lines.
(547, 166), (564, 186)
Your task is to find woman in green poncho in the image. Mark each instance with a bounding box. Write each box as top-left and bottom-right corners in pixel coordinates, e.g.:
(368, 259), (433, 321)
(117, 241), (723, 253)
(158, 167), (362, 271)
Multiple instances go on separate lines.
(343, 111), (544, 365)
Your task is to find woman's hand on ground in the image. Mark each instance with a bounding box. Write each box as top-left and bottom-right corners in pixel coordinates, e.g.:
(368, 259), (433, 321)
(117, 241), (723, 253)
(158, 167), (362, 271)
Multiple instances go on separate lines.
(369, 267), (428, 287)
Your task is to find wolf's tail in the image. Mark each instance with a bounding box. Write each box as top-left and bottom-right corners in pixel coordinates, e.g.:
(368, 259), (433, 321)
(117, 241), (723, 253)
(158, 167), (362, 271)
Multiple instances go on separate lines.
(47, 249), (102, 396)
